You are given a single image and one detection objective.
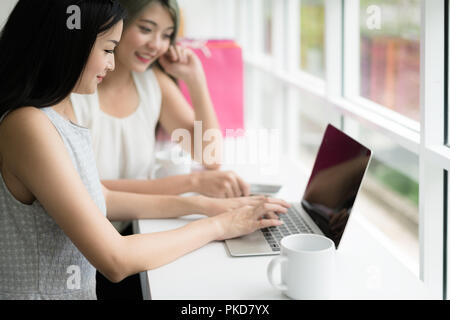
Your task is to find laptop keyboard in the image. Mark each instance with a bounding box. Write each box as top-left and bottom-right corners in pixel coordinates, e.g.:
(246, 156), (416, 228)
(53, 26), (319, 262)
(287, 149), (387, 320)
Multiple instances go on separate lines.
(261, 206), (314, 252)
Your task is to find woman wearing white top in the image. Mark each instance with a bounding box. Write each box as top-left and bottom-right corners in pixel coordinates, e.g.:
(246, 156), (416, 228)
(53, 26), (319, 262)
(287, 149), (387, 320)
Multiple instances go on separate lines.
(70, 0), (250, 203)
(0, 0), (289, 300)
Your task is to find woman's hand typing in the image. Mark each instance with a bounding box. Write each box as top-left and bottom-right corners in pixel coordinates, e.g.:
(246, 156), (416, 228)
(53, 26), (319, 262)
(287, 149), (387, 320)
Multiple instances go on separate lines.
(210, 197), (291, 241)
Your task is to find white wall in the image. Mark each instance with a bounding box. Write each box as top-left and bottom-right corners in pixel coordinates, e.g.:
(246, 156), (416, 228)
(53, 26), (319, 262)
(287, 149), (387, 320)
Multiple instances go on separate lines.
(1, 0), (234, 39)
(0, 0), (17, 30)
(178, 0), (236, 39)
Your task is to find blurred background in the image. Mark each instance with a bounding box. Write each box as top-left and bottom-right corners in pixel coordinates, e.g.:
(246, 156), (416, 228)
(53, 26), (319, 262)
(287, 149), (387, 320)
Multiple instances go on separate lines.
(177, 0), (421, 276)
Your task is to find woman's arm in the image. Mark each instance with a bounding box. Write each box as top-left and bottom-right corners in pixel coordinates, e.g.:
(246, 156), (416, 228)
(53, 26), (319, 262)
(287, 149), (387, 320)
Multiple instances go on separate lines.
(157, 47), (222, 170)
(101, 169), (251, 198)
(101, 184), (264, 222)
(101, 174), (196, 196)
(112, 199), (288, 275)
(1, 108), (288, 283)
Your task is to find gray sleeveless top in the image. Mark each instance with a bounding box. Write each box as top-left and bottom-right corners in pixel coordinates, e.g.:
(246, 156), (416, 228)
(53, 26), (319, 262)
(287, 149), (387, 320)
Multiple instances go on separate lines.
(0, 107), (107, 300)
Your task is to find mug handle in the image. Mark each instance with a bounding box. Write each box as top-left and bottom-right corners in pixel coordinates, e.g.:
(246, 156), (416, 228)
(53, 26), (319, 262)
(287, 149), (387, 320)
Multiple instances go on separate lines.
(267, 256), (288, 292)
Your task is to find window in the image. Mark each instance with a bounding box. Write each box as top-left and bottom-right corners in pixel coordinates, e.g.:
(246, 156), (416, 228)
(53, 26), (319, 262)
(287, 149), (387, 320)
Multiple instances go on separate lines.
(244, 66), (282, 130)
(229, 0), (448, 298)
(300, 0), (326, 78)
(345, 0), (421, 124)
(362, 0), (421, 122)
(344, 118), (420, 274)
(263, 0), (273, 55)
(298, 112), (329, 170)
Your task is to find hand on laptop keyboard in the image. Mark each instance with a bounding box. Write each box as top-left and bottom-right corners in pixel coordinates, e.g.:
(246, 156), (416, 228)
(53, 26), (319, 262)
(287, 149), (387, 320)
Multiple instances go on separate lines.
(212, 197), (291, 241)
(262, 206), (314, 252)
(204, 195), (269, 217)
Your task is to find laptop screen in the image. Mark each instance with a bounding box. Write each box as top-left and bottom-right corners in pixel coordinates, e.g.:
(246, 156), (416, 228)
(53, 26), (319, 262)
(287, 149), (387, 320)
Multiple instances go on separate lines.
(301, 124), (372, 248)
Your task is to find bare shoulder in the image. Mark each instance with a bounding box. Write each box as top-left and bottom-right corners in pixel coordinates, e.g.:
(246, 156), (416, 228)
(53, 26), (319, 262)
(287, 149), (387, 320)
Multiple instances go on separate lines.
(0, 107), (51, 137)
(151, 65), (175, 88)
(151, 64), (166, 79)
(0, 107), (60, 165)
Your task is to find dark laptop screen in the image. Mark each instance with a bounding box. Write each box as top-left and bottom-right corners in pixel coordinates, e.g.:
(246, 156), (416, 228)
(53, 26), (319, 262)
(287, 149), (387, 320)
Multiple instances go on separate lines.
(301, 124), (372, 248)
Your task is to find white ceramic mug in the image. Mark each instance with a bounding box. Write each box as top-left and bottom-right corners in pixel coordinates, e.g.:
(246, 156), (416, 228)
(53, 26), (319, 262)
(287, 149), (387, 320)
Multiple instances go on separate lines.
(267, 234), (336, 300)
(151, 145), (192, 179)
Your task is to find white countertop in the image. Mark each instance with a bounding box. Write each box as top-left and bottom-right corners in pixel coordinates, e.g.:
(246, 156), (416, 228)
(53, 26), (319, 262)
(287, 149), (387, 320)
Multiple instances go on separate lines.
(134, 156), (432, 300)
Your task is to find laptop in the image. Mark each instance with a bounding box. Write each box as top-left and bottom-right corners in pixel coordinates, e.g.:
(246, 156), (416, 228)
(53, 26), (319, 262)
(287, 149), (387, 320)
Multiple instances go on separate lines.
(225, 124), (372, 256)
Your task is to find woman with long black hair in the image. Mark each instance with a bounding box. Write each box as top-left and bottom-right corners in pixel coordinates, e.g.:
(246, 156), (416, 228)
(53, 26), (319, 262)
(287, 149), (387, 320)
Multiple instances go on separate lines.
(0, 0), (289, 300)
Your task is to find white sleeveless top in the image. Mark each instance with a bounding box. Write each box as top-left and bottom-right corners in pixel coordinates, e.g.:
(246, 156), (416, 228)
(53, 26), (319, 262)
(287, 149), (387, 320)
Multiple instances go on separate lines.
(70, 70), (162, 181)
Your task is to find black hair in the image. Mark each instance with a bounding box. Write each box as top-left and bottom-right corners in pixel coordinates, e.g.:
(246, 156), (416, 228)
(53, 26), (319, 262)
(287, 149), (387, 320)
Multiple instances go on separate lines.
(0, 0), (127, 118)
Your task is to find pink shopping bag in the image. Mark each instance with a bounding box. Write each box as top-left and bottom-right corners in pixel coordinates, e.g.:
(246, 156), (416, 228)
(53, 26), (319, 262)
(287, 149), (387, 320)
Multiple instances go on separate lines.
(178, 39), (245, 137)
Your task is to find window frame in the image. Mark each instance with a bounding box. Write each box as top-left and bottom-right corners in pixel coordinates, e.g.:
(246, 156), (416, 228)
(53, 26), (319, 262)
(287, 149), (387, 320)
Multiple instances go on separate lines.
(342, 0), (421, 148)
(420, 0), (446, 299)
(234, 0), (449, 299)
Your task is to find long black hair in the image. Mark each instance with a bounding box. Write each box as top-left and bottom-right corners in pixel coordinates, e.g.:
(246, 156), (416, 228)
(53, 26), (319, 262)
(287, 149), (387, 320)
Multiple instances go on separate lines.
(0, 0), (127, 118)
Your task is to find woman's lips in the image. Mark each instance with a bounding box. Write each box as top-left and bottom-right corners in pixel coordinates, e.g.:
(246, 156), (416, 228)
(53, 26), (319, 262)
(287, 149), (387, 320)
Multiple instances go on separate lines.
(135, 52), (153, 64)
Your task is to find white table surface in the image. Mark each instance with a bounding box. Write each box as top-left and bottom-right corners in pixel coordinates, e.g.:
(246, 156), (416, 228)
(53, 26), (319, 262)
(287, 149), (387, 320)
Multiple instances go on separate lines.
(133, 157), (432, 300)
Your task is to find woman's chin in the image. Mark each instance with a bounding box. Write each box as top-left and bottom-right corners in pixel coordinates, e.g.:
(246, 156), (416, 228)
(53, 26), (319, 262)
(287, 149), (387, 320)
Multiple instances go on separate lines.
(131, 57), (158, 72)
(132, 62), (152, 73)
